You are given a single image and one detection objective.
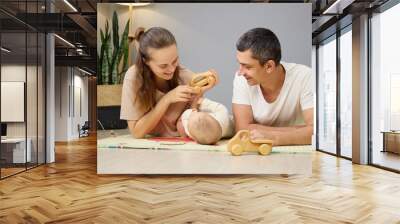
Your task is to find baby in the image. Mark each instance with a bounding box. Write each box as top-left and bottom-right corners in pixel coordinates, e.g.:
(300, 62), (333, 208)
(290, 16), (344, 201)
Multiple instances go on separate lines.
(177, 98), (234, 145)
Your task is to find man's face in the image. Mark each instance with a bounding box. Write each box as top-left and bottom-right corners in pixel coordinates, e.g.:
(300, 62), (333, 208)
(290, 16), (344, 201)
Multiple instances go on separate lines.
(236, 49), (266, 86)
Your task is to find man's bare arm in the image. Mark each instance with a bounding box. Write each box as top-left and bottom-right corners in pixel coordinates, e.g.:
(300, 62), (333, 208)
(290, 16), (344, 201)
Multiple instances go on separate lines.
(232, 103), (254, 132)
(233, 103), (314, 145)
(249, 124), (307, 132)
(249, 108), (314, 145)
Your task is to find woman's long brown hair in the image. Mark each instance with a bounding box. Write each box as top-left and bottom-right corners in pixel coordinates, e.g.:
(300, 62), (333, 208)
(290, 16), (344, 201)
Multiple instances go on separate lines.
(134, 27), (179, 112)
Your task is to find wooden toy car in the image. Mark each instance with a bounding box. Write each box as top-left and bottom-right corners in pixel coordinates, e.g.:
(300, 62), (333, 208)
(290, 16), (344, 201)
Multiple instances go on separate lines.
(227, 130), (273, 156)
(190, 70), (217, 94)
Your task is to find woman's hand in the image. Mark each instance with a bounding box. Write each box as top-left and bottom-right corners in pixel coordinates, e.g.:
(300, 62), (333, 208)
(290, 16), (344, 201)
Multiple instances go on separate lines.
(164, 85), (197, 104)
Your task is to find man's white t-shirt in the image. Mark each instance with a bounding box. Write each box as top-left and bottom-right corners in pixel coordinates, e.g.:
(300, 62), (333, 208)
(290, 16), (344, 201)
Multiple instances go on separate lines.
(232, 62), (314, 127)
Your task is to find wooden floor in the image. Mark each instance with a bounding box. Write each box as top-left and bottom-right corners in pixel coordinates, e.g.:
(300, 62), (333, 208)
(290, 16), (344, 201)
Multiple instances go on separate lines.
(1, 135), (400, 223)
(1, 167), (26, 178)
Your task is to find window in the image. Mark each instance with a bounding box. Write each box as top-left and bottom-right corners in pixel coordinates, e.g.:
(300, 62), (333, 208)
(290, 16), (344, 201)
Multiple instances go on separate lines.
(317, 35), (337, 154)
(371, 2), (400, 171)
(339, 27), (352, 158)
(0, 1), (47, 179)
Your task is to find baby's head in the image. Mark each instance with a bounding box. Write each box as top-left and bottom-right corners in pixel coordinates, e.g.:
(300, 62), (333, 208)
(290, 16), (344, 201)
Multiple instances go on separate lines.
(188, 112), (222, 145)
(178, 109), (222, 145)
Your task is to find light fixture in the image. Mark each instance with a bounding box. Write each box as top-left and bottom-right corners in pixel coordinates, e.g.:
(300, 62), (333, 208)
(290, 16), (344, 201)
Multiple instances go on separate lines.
(1, 47), (11, 53)
(75, 42), (85, 48)
(63, 0), (78, 12)
(117, 3), (151, 7)
(77, 67), (92, 76)
(76, 48), (83, 55)
(54, 34), (75, 48)
(322, 0), (354, 15)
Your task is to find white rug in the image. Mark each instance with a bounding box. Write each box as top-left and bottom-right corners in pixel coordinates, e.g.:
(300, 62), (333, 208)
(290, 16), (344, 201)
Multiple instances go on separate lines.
(97, 134), (315, 154)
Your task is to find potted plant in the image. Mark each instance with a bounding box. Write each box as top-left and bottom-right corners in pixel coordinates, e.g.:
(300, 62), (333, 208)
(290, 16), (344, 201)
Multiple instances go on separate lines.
(97, 11), (130, 129)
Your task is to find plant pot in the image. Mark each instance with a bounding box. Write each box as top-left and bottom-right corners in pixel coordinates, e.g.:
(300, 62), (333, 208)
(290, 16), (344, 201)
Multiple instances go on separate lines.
(97, 84), (123, 107)
(97, 84), (127, 130)
(97, 106), (127, 130)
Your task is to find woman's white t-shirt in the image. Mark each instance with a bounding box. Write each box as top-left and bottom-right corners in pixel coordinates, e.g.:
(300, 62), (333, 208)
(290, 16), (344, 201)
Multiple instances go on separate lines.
(232, 62), (314, 127)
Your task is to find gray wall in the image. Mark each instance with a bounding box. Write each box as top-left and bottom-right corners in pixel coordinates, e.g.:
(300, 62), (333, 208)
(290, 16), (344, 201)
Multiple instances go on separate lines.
(98, 3), (311, 110)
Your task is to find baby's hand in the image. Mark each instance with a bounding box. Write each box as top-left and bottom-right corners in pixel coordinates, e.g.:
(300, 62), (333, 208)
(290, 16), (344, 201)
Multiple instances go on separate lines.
(190, 94), (203, 111)
(176, 118), (187, 137)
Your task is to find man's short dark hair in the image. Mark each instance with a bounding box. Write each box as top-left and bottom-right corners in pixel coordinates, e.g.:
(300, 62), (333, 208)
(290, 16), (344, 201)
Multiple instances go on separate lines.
(236, 28), (281, 66)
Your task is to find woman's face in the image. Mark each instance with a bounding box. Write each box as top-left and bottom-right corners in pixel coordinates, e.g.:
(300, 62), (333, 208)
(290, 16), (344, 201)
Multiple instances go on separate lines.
(146, 44), (179, 80)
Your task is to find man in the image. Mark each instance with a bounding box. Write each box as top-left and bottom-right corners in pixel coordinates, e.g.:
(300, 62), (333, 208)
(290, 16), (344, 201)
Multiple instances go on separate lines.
(232, 28), (314, 146)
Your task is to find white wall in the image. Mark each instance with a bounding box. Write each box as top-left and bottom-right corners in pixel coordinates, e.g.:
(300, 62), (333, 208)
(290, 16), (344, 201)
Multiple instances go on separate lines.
(1, 65), (37, 137)
(55, 66), (68, 141)
(1, 65), (26, 139)
(54, 67), (89, 141)
(72, 73), (89, 138)
(1, 64), (46, 164)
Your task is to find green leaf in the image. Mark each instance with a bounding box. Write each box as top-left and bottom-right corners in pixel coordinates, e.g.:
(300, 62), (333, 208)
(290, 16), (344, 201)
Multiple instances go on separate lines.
(98, 20), (111, 85)
(112, 11), (119, 53)
(120, 19), (130, 83)
(97, 54), (102, 84)
(102, 50), (110, 84)
(99, 11), (131, 85)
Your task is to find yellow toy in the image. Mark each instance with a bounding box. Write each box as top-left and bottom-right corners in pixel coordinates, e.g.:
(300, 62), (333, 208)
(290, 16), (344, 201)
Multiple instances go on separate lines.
(189, 70), (218, 110)
(227, 130), (273, 156)
(190, 70), (218, 94)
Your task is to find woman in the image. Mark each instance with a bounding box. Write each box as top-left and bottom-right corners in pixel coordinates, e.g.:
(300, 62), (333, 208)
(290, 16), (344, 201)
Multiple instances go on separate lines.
(120, 27), (214, 138)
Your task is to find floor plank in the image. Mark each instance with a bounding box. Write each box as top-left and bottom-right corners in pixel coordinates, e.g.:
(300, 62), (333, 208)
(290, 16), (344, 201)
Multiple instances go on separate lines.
(1, 134), (400, 223)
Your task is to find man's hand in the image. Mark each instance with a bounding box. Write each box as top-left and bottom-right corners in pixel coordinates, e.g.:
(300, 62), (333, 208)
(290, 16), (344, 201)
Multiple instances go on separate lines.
(249, 124), (277, 142)
(249, 129), (264, 140)
(233, 104), (314, 145)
